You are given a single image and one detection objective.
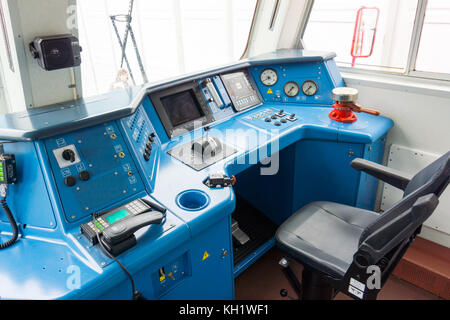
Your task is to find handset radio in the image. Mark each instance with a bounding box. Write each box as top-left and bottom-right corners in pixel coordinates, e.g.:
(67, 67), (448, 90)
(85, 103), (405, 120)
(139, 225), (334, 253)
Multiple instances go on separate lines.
(81, 198), (166, 256)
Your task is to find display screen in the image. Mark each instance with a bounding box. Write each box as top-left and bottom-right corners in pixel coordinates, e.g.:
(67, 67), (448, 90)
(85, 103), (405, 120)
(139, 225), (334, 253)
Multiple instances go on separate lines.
(106, 209), (130, 224)
(221, 71), (261, 111)
(160, 90), (204, 127)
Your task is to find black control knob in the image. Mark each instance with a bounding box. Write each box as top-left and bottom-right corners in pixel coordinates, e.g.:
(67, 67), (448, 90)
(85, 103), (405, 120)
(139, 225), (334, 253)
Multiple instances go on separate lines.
(79, 171), (90, 181)
(265, 118), (271, 122)
(64, 176), (77, 187)
(62, 149), (76, 162)
(280, 289), (288, 297)
(274, 122), (281, 126)
(290, 113), (296, 119)
(281, 119), (287, 124)
(271, 115), (278, 120)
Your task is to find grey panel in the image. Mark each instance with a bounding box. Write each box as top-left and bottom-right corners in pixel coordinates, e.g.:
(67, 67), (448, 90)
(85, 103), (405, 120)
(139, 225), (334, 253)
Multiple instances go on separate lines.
(168, 137), (237, 171)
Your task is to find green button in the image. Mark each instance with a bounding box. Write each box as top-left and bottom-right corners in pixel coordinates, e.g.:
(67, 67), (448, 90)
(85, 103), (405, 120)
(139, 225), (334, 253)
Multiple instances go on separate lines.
(95, 221), (104, 231)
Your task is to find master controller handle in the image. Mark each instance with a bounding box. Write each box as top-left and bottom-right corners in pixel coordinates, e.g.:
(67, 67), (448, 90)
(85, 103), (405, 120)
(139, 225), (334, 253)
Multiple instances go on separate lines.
(192, 136), (223, 158)
(329, 87), (380, 123)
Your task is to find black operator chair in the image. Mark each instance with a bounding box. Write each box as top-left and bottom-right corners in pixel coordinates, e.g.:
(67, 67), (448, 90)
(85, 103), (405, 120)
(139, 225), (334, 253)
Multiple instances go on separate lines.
(276, 151), (450, 300)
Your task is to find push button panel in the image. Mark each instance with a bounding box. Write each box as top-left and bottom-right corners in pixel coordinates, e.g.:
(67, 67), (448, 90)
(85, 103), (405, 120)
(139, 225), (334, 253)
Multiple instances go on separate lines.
(242, 107), (298, 130)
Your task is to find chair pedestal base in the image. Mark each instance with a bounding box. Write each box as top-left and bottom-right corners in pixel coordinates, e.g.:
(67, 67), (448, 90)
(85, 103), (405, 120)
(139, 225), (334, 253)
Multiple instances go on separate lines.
(301, 268), (334, 300)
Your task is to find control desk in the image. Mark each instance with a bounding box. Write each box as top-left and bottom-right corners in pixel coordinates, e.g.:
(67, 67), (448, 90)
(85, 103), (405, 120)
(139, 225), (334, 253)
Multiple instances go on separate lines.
(0, 50), (393, 299)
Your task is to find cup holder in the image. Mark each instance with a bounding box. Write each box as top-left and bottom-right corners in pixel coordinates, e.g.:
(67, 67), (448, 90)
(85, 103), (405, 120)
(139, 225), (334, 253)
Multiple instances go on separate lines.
(176, 190), (210, 211)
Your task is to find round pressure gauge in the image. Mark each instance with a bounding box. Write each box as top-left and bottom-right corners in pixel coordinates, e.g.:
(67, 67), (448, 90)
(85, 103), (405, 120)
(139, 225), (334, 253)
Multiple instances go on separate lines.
(260, 68), (278, 86)
(284, 81), (300, 97)
(302, 80), (318, 96)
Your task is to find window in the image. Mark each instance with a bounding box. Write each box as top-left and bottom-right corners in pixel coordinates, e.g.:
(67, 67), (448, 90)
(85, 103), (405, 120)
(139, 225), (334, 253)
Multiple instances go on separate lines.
(76, 0), (257, 98)
(304, 0), (418, 73)
(415, 0), (450, 75)
(303, 0), (450, 80)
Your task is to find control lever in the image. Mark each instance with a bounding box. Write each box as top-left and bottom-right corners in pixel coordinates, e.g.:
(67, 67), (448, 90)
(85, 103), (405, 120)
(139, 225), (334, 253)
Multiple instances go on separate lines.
(102, 210), (165, 245)
(329, 87), (381, 123)
(192, 136), (223, 158)
(340, 101), (380, 116)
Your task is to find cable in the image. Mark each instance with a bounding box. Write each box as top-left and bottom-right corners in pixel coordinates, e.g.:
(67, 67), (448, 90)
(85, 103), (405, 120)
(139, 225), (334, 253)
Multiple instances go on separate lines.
(93, 215), (145, 300)
(0, 197), (19, 250)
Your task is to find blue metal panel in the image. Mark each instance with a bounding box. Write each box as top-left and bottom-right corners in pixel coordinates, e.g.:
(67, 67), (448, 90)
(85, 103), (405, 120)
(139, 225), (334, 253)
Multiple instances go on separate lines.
(1, 142), (56, 230)
(324, 59), (345, 87)
(356, 135), (387, 210)
(43, 122), (145, 223)
(292, 140), (364, 213)
(233, 144), (297, 226)
(119, 103), (160, 193)
(160, 216), (234, 300)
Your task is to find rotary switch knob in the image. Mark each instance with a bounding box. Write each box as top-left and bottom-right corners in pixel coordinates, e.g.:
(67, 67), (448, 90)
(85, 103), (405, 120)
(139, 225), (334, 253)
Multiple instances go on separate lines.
(79, 171), (90, 181)
(62, 149), (76, 163)
(64, 176), (77, 187)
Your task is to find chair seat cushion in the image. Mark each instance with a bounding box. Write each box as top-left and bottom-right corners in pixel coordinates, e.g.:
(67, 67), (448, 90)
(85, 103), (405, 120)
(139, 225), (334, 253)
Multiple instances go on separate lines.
(276, 201), (380, 279)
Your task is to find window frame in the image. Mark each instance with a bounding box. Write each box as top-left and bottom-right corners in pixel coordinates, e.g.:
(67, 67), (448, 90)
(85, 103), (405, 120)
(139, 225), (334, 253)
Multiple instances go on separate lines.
(309, 0), (450, 82)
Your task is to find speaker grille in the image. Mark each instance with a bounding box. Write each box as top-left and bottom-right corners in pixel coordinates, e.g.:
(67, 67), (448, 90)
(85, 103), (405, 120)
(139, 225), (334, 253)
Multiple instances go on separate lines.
(41, 38), (74, 70)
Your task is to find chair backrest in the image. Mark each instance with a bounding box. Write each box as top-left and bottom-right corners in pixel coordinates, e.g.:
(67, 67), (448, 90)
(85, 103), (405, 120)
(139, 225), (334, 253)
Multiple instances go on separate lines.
(359, 151), (450, 246)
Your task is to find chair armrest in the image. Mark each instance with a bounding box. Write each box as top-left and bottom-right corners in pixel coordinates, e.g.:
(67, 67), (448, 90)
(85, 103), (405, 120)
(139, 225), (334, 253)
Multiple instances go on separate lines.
(351, 158), (413, 190)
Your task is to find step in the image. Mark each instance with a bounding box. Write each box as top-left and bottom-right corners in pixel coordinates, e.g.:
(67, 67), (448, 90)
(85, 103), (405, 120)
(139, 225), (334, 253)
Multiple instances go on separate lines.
(393, 237), (450, 299)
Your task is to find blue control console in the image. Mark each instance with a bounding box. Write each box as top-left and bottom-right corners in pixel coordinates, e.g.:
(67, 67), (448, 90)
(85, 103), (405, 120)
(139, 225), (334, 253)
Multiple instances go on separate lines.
(0, 50), (393, 300)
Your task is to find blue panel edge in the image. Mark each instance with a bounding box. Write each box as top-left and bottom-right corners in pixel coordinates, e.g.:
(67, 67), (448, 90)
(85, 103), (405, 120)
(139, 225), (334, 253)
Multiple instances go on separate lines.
(233, 238), (276, 278)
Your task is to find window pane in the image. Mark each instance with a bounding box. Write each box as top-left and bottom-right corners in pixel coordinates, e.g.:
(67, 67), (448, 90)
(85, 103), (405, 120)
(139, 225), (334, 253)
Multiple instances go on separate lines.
(77, 0), (256, 98)
(304, 0), (418, 72)
(415, 0), (450, 74)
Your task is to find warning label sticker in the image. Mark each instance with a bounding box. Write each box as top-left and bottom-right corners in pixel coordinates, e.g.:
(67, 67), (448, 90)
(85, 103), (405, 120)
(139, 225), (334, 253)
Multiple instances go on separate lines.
(202, 251), (210, 261)
(267, 88), (273, 94)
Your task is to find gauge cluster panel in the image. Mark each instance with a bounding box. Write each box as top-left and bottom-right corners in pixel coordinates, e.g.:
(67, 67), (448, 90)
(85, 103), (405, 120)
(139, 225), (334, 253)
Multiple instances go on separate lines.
(249, 62), (336, 105)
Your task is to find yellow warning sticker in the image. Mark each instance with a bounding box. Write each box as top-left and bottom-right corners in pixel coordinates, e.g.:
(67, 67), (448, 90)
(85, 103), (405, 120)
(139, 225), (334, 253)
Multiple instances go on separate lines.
(267, 88), (273, 94)
(202, 251), (210, 261)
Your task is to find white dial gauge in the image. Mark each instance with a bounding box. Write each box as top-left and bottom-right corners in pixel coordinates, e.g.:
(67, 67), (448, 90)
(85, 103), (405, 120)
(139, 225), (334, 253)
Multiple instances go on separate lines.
(284, 81), (300, 97)
(260, 68), (278, 86)
(302, 80), (318, 96)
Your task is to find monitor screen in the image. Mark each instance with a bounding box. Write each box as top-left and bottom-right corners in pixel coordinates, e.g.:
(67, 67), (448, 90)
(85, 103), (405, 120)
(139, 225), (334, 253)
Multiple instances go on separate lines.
(105, 209), (130, 224)
(221, 71), (261, 111)
(160, 90), (204, 127)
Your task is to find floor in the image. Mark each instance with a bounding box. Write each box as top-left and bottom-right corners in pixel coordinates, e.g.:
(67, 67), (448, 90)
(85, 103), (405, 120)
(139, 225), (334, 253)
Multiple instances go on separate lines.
(235, 248), (441, 300)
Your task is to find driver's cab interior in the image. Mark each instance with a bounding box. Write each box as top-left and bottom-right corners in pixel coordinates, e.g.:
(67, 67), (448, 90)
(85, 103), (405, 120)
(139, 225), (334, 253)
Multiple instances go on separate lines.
(0, 0), (449, 302)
